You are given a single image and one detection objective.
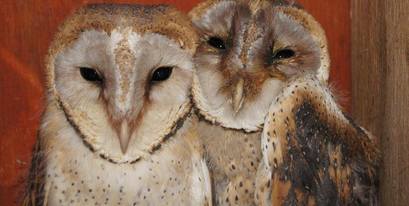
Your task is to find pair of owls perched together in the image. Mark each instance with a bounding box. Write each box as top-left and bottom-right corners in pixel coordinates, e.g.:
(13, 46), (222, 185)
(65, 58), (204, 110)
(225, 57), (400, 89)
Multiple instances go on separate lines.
(24, 1), (379, 206)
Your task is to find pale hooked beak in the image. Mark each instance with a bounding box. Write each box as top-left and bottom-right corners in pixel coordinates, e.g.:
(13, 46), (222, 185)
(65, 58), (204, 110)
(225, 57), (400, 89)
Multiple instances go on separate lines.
(232, 78), (245, 113)
(118, 120), (132, 154)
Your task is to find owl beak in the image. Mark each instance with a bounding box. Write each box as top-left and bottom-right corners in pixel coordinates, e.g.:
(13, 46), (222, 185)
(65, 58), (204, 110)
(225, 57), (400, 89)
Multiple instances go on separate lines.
(232, 78), (245, 113)
(118, 121), (131, 154)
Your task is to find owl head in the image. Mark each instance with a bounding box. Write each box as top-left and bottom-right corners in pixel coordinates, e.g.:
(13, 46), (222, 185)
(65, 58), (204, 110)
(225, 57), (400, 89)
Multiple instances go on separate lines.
(189, 0), (329, 132)
(45, 4), (198, 163)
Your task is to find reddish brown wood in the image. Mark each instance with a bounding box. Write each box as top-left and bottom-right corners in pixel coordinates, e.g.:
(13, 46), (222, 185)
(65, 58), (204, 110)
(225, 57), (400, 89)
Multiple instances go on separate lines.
(0, 1), (350, 205)
(299, 0), (352, 110)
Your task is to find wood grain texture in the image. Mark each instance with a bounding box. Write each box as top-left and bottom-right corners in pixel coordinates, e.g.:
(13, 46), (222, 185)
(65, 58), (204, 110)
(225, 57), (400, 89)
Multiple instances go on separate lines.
(351, 0), (386, 138)
(0, 1), (350, 205)
(352, 0), (409, 205)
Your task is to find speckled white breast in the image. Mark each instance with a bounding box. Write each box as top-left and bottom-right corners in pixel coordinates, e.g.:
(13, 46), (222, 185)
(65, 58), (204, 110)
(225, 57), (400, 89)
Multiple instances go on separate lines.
(41, 109), (211, 206)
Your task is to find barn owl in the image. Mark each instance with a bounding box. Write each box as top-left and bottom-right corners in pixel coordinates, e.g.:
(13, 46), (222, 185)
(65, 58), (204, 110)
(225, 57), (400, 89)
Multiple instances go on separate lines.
(23, 4), (212, 206)
(189, 0), (330, 205)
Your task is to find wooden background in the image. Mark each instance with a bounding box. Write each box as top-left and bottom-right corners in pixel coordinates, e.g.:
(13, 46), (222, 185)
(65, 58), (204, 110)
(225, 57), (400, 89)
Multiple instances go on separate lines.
(0, 0), (350, 205)
(351, 0), (409, 205)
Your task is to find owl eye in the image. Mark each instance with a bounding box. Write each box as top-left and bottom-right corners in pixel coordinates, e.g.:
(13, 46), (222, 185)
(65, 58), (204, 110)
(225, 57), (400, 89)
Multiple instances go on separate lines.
(207, 36), (226, 50)
(151, 66), (173, 82)
(273, 49), (295, 60)
(80, 67), (103, 82)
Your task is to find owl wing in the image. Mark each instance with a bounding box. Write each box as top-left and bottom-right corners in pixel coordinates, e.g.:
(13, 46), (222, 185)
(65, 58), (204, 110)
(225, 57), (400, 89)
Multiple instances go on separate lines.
(256, 75), (380, 206)
(22, 135), (48, 206)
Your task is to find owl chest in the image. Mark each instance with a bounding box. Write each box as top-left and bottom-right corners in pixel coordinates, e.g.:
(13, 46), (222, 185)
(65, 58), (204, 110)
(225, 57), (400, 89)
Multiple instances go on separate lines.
(198, 122), (262, 177)
(198, 121), (261, 204)
(43, 139), (205, 206)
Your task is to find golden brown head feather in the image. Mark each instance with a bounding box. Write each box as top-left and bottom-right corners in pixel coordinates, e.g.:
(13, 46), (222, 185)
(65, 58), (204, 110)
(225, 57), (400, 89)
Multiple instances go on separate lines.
(48, 4), (197, 61)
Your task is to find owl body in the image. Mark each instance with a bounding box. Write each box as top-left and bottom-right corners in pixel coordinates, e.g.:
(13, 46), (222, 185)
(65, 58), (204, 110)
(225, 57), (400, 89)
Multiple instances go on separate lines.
(24, 4), (211, 206)
(189, 0), (329, 205)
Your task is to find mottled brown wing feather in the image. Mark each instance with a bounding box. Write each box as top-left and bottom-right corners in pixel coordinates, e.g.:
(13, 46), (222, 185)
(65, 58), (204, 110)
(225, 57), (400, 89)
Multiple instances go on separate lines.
(257, 75), (379, 206)
(22, 134), (47, 206)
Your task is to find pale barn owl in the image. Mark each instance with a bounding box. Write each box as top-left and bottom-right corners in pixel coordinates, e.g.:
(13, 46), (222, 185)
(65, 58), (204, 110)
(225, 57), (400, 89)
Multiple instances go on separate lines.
(189, 0), (330, 205)
(23, 4), (211, 206)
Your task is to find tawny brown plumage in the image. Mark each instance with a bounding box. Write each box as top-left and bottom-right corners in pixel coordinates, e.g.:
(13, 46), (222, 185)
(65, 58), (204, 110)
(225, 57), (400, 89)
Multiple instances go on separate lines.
(189, 0), (330, 205)
(256, 74), (379, 206)
(23, 4), (212, 206)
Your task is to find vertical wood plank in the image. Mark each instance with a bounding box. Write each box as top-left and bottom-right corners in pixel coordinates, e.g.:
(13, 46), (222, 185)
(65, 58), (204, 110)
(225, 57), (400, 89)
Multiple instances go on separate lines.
(351, 0), (386, 136)
(381, 0), (409, 204)
(352, 0), (409, 205)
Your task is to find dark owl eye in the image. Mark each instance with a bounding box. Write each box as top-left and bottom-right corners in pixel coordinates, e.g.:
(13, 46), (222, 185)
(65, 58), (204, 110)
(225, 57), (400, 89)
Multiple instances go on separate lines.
(151, 66), (173, 82)
(207, 36), (226, 50)
(80, 67), (103, 82)
(273, 49), (295, 60)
